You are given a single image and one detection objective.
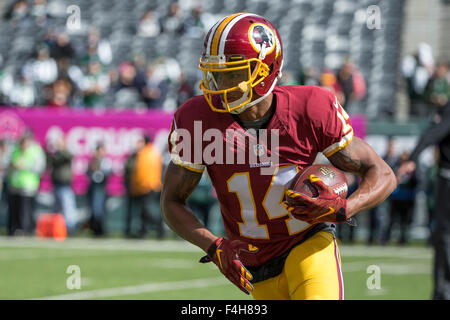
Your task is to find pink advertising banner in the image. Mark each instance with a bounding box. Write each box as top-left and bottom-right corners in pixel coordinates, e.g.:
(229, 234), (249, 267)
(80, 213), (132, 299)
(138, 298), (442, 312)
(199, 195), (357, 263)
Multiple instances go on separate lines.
(0, 107), (174, 195)
(349, 114), (367, 139)
(0, 106), (366, 196)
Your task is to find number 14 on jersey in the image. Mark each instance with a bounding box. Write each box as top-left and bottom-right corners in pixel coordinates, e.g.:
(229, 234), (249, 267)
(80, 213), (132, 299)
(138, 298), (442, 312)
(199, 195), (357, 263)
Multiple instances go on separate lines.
(227, 166), (310, 239)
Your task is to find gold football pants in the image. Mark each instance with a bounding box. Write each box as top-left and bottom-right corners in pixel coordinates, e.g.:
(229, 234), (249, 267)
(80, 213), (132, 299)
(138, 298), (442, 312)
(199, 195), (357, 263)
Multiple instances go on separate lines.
(251, 231), (344, 300)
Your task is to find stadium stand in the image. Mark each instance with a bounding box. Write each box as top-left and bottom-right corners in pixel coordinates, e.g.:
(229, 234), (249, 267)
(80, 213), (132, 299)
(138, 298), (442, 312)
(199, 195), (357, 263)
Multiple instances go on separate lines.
(0, 0), (405, 118)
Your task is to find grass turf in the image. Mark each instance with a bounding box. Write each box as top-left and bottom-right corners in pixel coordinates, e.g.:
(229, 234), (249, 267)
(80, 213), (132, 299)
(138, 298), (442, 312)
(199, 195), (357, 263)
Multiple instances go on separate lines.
(0, 239), (432, 300)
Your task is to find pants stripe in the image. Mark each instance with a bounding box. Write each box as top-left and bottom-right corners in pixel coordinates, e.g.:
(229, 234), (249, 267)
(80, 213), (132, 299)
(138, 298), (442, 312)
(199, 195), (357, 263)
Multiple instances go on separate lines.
(333, 238), (344, 300)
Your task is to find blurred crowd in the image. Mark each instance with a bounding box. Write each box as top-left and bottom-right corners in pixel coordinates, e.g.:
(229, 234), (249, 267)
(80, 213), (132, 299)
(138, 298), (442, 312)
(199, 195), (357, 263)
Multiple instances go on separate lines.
(337, 138), (439, 246)
(0, 129), (219, 239)
(0, 131), (161, 238)
(0, 0), (372, 114)
(0, 1), (447, 118)
(279, 58), (367, 114)
(402, 42), (450, 117)
(0, 0), (210, 111)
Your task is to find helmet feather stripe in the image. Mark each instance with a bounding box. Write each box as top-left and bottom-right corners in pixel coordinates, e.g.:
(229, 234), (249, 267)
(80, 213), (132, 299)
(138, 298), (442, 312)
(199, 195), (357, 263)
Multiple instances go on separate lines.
(218, 13), (256, 56)
(210, 12), (244, 56)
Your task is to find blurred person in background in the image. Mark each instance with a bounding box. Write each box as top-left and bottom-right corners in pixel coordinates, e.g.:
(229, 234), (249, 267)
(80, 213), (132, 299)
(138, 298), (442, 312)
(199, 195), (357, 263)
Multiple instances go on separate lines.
(397, 100), (450, 299)
(299, 66), (320, 86)
(319, 68), (339, 97)
(176, 72), (194, 107)
(187, 173), (215, 230)
(43, 27), (58, 51)
(149, 56), (182, 110)
(8, 71), (36, 107)
(0, 54), (7, 104)
(45, 77), (72, 108)
(383, 138), (399, 169)
(100, 66), (120, 107)
(80, 60), (110, 108)
(30, 0), (48, 27)
(151, 56), (182, 84)
(424, 61), (449, 110)
(367, 138), (398, 245)
(106, 66), (119, 89)
(425, 147), (440, 244)
(114, 61), (147, 109)
(382, 151), (418, 246)
(0, 140), (11, 218)
(46, 137), (77, 234)
(50, 31), (76, 73)
(144, 63), (169, 109)
(7, 132), (46, 236)
(124, 140), (138, 237)
(87, 144), (112, 237)
(402, 42), (435, 118)
(132, 52), (148, 76)
(137, 9), (162, 38)
(332, 60), (366, 112)
(125, 134), (163, 238)
(160, 2), (185, 35)
(3, 0), (31, 27)
(183, 5), (208, 38)
(23, 44), (58, 88)
(82, 28), (112, 67)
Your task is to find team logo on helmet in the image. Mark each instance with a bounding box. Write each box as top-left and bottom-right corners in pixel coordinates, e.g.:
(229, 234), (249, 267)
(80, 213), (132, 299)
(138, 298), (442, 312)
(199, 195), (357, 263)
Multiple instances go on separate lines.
(249, 23), (277, 59)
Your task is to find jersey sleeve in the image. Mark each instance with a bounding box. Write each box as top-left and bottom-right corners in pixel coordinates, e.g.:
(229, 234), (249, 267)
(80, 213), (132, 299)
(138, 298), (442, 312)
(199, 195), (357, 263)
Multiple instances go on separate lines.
(306, 88), (354, 157)
(168, 103), (206, 173)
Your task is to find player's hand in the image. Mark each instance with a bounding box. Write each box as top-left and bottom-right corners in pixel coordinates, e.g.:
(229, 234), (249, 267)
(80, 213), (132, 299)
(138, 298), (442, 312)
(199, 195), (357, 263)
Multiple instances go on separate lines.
(199, 237), (258, 295)
(283, 174), (348, 223)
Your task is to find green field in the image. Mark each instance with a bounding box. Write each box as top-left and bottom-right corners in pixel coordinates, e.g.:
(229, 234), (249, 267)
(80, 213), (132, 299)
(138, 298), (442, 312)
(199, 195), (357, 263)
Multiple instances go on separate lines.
(0, 237), (432, 300)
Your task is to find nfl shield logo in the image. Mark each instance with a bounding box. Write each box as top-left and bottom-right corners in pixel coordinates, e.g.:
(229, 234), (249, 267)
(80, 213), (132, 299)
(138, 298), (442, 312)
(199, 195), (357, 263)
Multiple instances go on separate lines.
(253, 144), (266, 157)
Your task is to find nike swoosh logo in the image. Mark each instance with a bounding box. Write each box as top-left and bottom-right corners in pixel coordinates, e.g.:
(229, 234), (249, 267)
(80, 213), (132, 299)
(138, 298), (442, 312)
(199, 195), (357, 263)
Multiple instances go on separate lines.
(309, 174), (321, 182)
(316, 207), (335, 220)
(216, 249), (223, 269)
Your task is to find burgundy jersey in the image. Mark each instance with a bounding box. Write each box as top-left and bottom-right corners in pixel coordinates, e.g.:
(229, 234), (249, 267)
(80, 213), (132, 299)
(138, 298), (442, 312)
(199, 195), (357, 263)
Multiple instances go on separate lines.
(168, 85), (353, 266)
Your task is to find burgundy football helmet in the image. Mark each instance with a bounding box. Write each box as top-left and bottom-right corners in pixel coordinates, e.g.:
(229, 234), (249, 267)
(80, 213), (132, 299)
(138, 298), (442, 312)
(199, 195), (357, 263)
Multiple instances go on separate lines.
(198, 13), (283, 114)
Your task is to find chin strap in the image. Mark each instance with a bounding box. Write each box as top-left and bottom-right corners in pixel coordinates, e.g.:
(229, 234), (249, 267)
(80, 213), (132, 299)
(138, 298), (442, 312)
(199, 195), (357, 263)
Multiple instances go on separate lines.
(230, 76), (280, 114)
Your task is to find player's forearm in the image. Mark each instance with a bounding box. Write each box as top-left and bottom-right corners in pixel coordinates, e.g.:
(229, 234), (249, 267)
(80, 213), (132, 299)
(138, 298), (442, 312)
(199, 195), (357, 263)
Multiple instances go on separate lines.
(161, 200), (218, 252)
(160, 162), (217, 252)
(346, 163), (396, 217)
(329, 137), (397, 218)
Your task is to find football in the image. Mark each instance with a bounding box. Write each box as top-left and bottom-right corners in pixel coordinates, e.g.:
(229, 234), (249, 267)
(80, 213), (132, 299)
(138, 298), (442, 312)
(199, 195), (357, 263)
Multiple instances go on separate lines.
(286, 164), (348, 200)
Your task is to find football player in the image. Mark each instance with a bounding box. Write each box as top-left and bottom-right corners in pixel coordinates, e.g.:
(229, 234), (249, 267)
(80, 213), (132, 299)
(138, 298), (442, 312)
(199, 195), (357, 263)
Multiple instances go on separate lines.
(161, 13), (397, 300)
